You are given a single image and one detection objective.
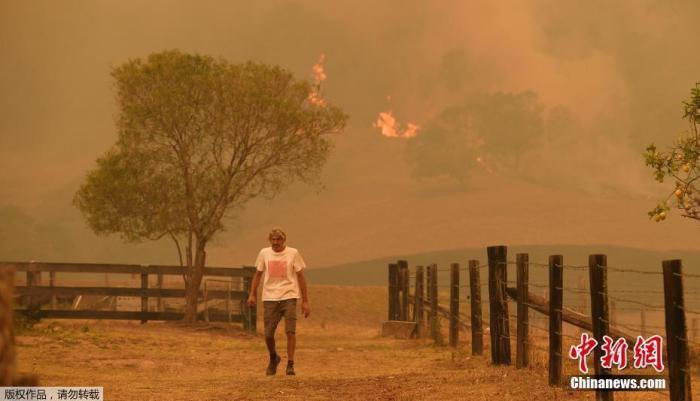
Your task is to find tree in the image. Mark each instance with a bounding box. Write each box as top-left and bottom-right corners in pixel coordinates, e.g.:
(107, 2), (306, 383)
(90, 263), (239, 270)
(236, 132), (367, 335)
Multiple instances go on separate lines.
(74, 50), (347, 323)
(405, 91), (544, 185)
(644, 83), (700, 222)
(471, 91), (544, 165)
(404, 105), (484, 185)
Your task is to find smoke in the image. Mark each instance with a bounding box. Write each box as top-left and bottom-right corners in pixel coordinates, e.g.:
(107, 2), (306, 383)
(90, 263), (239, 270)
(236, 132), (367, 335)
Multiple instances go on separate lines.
(1, 0), (700, 264)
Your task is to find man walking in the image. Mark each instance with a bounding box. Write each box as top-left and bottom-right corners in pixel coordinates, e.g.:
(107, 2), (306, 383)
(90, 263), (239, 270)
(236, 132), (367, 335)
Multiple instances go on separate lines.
(247, 228), (310, 376)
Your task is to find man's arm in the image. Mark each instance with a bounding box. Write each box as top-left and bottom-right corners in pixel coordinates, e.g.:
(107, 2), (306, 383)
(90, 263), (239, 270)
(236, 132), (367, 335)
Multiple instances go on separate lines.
(247, 270), (262, 306)
(297, 270), (310, 318)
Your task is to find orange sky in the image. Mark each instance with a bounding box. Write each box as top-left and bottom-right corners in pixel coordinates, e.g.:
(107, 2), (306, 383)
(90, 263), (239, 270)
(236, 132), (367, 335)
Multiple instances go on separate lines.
(1, 1), (699, 267)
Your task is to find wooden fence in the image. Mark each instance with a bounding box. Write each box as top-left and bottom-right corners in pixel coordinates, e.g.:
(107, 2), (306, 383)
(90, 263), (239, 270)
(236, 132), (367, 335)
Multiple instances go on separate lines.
(1, 268), (38, 385)
(4, 261), (257, 332)
(1, 268), (16, 385)
(386, 245), (694, 401)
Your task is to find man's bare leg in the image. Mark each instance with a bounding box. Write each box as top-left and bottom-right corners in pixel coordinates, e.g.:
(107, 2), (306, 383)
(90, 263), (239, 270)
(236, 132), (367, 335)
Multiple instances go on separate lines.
(265, 336), (276, 354)
(287, 332), (296, 360)
(286, 332), (296, 375)
(265, 333), (281, 376)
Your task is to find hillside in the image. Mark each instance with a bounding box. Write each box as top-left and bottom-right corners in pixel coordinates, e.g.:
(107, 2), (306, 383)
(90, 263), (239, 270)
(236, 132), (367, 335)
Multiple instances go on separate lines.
(210, 172), (700, 270)
(306, 244), (700, 285)
(305, 244), (700, 321)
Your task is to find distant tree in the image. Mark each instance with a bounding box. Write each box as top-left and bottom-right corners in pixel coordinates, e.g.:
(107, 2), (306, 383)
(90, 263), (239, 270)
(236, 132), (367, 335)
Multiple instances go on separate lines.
(472, 91), (545, 164)
(404, 105), (484, 186)
(74, 50), (347, 323)
(405, 91), (544, 185)
(644, 83), (700, 222)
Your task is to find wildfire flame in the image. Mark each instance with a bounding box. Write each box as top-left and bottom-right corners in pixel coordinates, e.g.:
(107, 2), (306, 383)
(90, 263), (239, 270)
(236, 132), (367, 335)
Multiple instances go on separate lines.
(308, 53), (327, 107)
(403, 123), (419, 138)
(312, 53), (326, 85)
(373, 110), (420, 138)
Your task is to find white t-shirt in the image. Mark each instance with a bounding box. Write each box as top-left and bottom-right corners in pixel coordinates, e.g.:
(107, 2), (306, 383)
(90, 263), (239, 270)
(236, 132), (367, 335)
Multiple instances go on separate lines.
(255, 246), (306, 301)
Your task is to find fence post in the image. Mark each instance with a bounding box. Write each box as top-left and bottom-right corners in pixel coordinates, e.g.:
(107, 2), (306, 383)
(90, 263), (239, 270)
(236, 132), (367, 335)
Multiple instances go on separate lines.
(488, 245), (510, 365)
(387, 263), (392, 320)
(662, 259), (691, 401)
(49, 271), (56, 310)
(450, 263), (459, 347)
(203, 281), (209, 323)
(516, 253), (529, 369)
(469, 260), (483, 356)
(397, 264), (405, 321)
(25, 266), (42, 315)
(401, 260), (410, 321)
(141, 273), (148, 324)
(226, 280), (232, 323)
(0, 268), (16, 385)
(157, 273), (164, 312)
(388, 263), (399, 321)
(429, 264), (442, 345)
(398, 260), (409, 321)
(426, 265), (432, 335)
(549, 255), (563, 386)
(589, 254), (613, 401)
(415, 266), (424, 338)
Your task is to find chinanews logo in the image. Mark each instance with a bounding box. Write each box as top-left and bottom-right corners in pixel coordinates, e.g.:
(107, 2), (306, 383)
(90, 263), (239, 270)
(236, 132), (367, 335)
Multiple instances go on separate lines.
(567, 332), (666, 391)
(569, 333), (664, 373)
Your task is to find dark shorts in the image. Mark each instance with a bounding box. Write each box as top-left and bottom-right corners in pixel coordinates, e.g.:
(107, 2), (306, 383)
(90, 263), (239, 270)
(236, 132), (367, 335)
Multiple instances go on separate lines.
(263, 299), (297, 337)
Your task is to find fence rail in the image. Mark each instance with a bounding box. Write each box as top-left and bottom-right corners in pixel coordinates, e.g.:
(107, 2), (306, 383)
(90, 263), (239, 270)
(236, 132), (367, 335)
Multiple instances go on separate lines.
(8, 261), (254, 277)
(4, 261), (257, 331)
(23, 310), (247, 322)
(16, 286), (247, 299)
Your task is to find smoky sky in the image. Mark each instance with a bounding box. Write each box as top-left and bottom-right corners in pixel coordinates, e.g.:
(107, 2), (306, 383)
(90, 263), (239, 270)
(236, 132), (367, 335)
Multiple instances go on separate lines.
(1, 1), (699, 266)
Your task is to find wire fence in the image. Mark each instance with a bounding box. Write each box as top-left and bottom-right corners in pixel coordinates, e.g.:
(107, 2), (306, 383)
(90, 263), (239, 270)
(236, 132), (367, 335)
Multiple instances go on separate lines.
(386, 251), (695, 400)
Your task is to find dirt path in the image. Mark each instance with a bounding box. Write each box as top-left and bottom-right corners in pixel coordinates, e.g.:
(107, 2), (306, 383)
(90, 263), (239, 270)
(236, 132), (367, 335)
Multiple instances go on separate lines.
(14, 283), (684, 400)
(14, 319), (599, 401)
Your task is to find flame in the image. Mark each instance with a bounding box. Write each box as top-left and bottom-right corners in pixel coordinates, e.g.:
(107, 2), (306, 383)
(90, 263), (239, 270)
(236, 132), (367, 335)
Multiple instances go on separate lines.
(372, 110), (420, 138)
(312, 53), (326, 85)
(403, 123), (419, 138)
(307, 53), (327, 107)
(373, 111), (398, 137)
(308, 91), (327, 107)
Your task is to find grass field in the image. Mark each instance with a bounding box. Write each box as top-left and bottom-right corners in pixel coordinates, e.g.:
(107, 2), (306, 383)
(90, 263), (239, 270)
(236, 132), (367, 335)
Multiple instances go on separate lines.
(14, 284), (695, 400)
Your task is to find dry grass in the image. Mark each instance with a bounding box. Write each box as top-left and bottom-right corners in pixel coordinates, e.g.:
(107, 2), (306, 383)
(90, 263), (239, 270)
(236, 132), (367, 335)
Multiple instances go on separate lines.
(13, 285), (695, 400)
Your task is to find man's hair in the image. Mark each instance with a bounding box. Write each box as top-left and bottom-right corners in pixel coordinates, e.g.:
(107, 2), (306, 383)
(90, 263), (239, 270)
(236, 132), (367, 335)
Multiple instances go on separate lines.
(268, 227), (286, 240)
